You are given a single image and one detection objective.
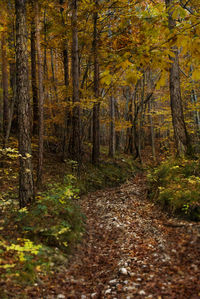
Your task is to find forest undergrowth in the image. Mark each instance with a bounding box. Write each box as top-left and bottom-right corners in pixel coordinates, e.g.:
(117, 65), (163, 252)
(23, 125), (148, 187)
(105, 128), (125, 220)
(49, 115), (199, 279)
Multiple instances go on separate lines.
(0, 143), (200, 298)
(0, 165), (199, 298)
(0, 141), (139, 295)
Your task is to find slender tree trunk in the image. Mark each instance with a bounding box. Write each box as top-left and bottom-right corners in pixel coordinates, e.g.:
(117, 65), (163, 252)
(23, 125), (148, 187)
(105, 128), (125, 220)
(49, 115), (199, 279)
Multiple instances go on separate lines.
(115, 100), (120, 152)
(191, 89), (200, 134)
(30, 2), (38, 135)
(109, 96), (115, 157)
(1, 32), (9, 140)
(124, 87), (134, 154)
(42, 9), (53, 136)
(69, 0), (81, 161)
(148, 101), (156, 161)
(4, 17), (16, 148)
(92, 0), (100, 164)
(50, 48), (59, 102)
(138, 75), (145, 163)
(190, 66), (200, 138)
(4, 62), (16, 148)
(62, 46), (70, 160)
(35, 0), (44, 186)
(133, 90), (140, 160)
(43, 9), (48, 75)
(60, 0), (70, 160)
(165, 0), (190, 156)
(15, 0), (34, 207)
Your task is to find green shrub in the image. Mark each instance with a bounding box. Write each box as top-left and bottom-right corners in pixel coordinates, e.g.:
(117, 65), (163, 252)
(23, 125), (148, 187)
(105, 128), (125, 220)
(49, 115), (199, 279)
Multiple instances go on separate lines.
(0, 176), (85, 284)
(14, 179), (85, 251)
(147, 158), (200, 220)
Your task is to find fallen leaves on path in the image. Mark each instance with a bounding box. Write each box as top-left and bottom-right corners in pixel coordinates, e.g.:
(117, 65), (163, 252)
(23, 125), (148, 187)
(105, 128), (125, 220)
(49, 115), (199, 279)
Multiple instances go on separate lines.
(2, 175), (200, 298)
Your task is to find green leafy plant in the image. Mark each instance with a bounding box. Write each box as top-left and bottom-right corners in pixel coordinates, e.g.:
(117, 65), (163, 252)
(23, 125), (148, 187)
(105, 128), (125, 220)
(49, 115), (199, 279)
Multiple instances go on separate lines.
(147, 158), (200, 220)
(0, 179), (85, 284)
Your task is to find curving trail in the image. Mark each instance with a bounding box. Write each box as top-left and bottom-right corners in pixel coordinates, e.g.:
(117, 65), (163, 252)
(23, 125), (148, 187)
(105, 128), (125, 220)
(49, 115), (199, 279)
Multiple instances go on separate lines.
(11, 175), (200, 298)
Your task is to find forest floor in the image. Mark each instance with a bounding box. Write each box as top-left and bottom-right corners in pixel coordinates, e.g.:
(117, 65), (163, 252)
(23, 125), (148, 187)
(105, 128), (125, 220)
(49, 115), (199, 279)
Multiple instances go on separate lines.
(6, 173), (200, 299)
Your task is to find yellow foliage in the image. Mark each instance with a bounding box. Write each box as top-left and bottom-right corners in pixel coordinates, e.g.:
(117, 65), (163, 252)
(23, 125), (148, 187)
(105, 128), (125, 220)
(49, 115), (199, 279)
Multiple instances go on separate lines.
(191, 68), (200, 81)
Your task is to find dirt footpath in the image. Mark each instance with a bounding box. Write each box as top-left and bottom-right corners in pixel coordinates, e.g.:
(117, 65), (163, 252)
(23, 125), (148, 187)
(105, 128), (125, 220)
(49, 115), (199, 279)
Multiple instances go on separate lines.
(9, 175), (200, 298)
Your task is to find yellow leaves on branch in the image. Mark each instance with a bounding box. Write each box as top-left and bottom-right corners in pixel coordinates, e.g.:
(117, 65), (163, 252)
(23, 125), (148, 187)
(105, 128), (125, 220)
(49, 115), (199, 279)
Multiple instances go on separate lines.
(125, 69), (142, 86)
(191, 68), (200, 81)
(156, 71), (168, 90)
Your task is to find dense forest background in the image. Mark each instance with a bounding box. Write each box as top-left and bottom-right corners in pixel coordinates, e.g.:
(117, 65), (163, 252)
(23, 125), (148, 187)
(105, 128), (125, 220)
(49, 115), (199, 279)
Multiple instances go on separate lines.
(0, 0), (200, 297)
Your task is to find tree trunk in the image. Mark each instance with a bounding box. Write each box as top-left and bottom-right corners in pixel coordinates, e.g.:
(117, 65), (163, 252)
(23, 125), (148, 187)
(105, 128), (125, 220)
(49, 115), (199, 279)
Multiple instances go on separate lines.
(59, 0), (71, 161)
(62, 45), (71, 161)
(115, 100), (120, 152)
(35, 0), (44, 186)
(138, 75), (145, 163)
(15, 0), (34, 207)
(30, 1), (38, 135)
(92, 0), (100, 164)
(4, 16), (16, 148)
(109, 96), (115, 157)
(1, 31), (9, 140)
(124, 87), (134, 154)
(148, 101), (156, 161)
(190, 66), (200, 138)
(68, 0), (81, 161)
(4, 62), (16, 148)
(165, 0), (190, 156)
(50, 48), (59, 102)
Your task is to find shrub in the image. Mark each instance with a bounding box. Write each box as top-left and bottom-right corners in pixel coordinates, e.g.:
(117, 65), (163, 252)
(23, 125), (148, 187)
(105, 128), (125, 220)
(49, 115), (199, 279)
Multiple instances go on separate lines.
(0, 176), (85, 284)
(147, 158), (200, 220)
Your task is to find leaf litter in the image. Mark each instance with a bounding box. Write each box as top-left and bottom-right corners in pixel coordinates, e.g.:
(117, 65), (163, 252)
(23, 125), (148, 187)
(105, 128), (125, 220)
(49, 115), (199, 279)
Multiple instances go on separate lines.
(1, 174), (200, 298)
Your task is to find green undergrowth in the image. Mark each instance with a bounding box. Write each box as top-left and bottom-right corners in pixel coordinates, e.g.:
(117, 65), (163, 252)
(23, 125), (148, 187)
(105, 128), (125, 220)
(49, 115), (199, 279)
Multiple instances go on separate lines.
(0, 152), (138, 286)
(147, 157), (200, 221)
(77, 156), (139, 193)
(0, 175), (84, 286)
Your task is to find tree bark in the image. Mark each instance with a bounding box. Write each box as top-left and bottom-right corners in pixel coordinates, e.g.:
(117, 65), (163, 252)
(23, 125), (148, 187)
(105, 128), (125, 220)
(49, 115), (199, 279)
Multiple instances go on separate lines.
(115, 100), (120, 152)
(35, 0), (44, 186)
(148, 101), (156, 161)
(59, 0), (71, 160)
(92, 0), (100, 164)
(30, 1), (38, 135)
(109, 96), (115, 157)
(190, 66), (200, 138)
(4, 7), (16, 147)
(50, 48), (59, 102)
(165, 0), (190, 156)
(68, 0), (81, 161)
(1, 31), (9, 140)
(124, 87), (134, 154)
(15, 0), (34, 207)
(4, 62), (16, 148)
(138, 75), (145, 163)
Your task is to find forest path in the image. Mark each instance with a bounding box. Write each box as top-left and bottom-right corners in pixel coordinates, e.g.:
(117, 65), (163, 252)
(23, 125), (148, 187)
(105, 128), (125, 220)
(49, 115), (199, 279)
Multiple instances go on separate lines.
(35, 175), (199, 298)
